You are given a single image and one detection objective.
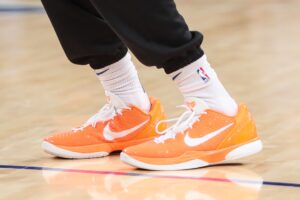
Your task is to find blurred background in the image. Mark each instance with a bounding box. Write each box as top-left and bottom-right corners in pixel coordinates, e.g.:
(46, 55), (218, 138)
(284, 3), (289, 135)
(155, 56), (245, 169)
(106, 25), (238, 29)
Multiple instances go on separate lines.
(0, 0), (299, 199)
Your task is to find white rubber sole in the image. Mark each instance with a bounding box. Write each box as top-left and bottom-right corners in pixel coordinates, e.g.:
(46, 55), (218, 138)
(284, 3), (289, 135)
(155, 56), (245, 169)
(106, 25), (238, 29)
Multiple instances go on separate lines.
(120, 140), (263, 170)
(42, 141), (109, 159)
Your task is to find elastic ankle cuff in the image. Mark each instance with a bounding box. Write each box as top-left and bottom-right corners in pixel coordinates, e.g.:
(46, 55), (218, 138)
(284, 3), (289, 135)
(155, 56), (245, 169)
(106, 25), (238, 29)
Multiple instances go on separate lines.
(162, 48), (204, 74)
(90, 47), (128, 70)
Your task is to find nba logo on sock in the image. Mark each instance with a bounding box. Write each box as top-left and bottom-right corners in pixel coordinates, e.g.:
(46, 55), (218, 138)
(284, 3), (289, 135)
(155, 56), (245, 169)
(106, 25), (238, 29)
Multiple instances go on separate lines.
(197, 67), (210, 83)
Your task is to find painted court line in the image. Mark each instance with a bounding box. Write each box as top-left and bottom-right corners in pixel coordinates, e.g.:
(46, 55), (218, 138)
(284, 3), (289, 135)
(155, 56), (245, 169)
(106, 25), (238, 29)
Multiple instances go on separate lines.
(0, 6), (44, 13)
(0, 164), (300, 188)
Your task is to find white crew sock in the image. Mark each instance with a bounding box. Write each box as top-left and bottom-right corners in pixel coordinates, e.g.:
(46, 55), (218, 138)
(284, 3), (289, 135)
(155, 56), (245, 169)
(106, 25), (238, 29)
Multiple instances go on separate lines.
(170, 55), (238, 116)
(95, 53), (150, 112)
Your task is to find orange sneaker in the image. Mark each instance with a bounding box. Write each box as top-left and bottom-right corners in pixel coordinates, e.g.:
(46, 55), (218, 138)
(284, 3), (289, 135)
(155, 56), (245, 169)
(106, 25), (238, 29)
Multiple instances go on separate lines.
(121, 97), (263, 170)
(42, 92), (166, 159)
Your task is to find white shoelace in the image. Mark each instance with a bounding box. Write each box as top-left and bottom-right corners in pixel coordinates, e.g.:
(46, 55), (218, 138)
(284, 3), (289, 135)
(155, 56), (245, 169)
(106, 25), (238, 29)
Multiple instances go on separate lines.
(72, 103), (130, 132)
(154, 105), (207, 144)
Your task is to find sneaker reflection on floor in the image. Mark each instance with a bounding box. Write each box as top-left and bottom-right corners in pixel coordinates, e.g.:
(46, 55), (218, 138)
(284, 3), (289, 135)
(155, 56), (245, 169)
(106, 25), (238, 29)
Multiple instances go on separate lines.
(42, 157), (262, 200)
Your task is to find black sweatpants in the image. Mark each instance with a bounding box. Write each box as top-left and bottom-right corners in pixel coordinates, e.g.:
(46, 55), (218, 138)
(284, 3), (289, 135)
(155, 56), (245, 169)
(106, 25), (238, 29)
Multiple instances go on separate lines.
(41, 0), (204, 74)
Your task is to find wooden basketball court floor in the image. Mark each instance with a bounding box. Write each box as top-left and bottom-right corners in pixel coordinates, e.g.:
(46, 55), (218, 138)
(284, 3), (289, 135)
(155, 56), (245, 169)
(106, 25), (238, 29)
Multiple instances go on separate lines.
(0, 0), (299, 199)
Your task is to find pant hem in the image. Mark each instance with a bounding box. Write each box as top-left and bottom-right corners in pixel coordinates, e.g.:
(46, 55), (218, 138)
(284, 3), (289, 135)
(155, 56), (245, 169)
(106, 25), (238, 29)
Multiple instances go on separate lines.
(89, 47), (128, 69)
(162, 48), (204, 74)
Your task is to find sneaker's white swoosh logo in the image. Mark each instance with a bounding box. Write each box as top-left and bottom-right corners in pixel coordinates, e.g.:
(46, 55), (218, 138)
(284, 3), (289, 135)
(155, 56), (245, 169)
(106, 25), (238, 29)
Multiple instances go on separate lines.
(103, 119), (149, 141)
(184, 123), (234, 147)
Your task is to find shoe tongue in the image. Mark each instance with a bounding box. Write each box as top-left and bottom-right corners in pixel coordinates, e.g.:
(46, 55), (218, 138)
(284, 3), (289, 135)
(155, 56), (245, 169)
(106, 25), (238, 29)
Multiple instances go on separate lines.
(105, 91), (128, 109)
(184, 97), (209, 114)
